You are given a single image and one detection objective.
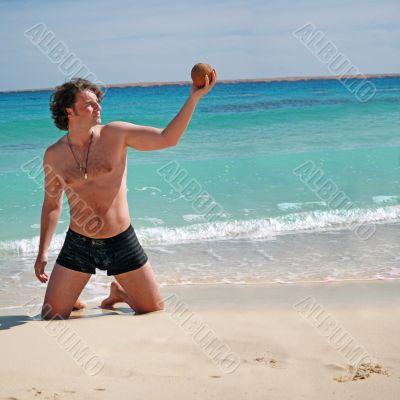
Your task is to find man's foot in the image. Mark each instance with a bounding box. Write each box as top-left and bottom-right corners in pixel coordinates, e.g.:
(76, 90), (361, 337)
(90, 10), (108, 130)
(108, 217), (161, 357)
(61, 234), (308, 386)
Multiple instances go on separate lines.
(72, 298), (86, 311)
(100, 281), (127, 309)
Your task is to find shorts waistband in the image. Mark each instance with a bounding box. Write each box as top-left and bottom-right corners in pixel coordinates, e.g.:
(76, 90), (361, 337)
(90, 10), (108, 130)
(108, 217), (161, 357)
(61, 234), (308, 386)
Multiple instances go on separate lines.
(66, 224), (134, 244)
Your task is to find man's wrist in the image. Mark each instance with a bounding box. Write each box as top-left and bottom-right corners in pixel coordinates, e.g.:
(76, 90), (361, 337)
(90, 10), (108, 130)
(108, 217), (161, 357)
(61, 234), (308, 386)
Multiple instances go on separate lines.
(38, 248), (48, 258)
(188, 94), (200, 105)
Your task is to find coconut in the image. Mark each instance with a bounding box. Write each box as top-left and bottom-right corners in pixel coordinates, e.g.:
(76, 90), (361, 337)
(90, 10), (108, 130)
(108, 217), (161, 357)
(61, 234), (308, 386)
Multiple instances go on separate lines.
(191, 63), (213, 88)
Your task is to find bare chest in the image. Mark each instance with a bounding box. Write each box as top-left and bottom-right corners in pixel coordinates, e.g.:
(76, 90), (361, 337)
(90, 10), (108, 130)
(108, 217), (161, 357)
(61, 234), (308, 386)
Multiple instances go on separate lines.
(58, 140), (125, 186)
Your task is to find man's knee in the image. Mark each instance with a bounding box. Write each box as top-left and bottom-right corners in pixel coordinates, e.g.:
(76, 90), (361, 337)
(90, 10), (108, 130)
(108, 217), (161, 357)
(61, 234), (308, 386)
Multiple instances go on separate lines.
(153, 297), (165, 312)
(135, 299), (164, 315)
(41, 303), (71, 320)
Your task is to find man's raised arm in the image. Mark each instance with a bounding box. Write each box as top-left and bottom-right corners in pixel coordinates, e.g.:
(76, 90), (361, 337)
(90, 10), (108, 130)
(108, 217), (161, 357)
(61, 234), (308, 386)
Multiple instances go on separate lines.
(109, 69), (217, 151)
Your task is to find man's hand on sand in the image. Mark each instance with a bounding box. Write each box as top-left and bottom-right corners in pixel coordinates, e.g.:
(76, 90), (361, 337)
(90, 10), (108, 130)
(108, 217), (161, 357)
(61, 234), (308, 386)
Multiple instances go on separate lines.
(190, 69), (217, 100)
(34, 253), (49, 283)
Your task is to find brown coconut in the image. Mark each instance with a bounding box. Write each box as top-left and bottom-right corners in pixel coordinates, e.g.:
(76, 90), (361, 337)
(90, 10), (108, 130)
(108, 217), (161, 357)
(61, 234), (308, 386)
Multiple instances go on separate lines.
(191, 63), (213, 88)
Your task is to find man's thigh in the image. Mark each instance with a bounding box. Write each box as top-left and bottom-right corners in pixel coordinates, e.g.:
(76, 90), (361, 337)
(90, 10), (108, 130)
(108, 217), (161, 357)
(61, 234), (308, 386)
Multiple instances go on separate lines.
(114, 260), (164, 314)
(42, 263), (91, 319)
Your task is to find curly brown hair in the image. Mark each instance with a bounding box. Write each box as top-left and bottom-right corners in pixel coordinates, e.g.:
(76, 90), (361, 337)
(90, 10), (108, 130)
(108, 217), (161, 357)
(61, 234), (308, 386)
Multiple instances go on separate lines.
(49, 78), (104, 131)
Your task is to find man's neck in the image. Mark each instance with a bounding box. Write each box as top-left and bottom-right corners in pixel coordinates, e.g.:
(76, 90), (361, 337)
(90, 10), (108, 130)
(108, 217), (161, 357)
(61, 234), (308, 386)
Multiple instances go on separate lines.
(67, 125), (95, 146)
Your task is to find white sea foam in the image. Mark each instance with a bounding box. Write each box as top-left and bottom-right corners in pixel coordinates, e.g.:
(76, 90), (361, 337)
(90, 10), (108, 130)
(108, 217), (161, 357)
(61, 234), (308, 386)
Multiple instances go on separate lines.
(134, 186), (161, 192)
(277, 202), (302, 211)
(2, 205), (400, 253)
(147, 246), (176, 254)
(182, 214), (205, 222)
(136, 205), (400, 244)
(372, 195), (398, 204)
(277, 201), (326, 211)
(0, 231), (66, 255)
(134, 217), (164, 225)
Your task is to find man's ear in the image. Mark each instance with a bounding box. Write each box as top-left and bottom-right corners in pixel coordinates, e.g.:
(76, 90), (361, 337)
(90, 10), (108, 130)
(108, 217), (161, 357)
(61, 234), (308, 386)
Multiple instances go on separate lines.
(65, 107), (73, 117)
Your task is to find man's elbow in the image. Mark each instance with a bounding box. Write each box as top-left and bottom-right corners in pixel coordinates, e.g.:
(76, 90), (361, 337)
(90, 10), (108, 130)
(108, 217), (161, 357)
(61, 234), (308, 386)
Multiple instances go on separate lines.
(42, 198), (63, 214)
(162, 133), (178, 148)
(164, 138), (178, 148)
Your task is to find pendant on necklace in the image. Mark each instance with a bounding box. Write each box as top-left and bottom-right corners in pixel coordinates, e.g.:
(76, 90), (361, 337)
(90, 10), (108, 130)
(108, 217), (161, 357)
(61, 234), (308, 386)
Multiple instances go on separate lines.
(79, 164), (82, 173)
(84, 173), (88, 180)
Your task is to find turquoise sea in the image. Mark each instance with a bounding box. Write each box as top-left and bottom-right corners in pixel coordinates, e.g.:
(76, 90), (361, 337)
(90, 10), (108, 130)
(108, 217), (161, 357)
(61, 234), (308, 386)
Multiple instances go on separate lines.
(0, 77), (399, 306)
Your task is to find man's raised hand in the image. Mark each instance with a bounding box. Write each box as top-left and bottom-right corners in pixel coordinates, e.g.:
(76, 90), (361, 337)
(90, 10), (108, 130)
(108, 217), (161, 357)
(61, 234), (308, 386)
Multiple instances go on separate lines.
(190, 69), (218, 100)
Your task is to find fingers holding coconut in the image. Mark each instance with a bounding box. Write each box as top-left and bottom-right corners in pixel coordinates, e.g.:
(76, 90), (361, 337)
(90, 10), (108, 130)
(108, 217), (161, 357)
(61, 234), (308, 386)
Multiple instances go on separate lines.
(190, 63), (217, 98)
(204, 70), (216, 86)
(191, 63), (214, 88)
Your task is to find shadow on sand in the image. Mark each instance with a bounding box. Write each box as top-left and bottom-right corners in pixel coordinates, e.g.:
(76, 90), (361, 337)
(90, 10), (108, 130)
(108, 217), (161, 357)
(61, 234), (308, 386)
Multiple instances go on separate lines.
(0, 306), (134, 330)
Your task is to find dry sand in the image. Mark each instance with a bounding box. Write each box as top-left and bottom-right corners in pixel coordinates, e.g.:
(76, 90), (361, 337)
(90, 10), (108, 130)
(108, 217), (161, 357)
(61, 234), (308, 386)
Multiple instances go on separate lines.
(1, 280), (399, 399)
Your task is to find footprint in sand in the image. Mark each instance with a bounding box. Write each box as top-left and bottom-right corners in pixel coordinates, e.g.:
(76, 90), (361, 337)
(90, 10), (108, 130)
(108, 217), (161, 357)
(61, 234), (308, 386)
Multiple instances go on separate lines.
(254, 356), (283, 368)
(29, 387), (60, 398)
(333, 362), (389, 382)
(29, 387), (42, 396)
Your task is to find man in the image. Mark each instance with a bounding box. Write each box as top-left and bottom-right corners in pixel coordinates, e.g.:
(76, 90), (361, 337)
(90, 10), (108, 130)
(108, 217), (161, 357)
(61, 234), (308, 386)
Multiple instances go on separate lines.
(34, 71), (217, 319)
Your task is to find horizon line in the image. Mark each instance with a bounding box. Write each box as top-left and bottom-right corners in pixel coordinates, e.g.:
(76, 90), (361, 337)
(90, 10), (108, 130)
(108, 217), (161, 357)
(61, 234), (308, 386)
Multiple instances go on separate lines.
(1, 72), (399, 94)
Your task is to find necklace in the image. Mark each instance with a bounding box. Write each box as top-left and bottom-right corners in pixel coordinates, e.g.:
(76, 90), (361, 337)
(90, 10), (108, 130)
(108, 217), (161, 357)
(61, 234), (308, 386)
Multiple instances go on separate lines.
(67, 131), (94, 180)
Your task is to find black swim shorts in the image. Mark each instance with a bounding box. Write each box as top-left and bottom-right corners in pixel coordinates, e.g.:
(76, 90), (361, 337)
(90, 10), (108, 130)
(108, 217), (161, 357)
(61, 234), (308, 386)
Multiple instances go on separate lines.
(56, 224), (148, 276)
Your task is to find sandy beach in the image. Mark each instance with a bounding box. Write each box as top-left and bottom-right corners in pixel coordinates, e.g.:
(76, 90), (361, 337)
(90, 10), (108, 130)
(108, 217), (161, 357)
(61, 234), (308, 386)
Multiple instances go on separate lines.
(1, 280), (399, 399)
(2, 0), (399, 398)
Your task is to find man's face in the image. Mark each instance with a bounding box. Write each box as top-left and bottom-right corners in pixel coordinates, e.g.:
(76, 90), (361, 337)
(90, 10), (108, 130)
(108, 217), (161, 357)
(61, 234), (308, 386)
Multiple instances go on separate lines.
(66, 90), (102, 128)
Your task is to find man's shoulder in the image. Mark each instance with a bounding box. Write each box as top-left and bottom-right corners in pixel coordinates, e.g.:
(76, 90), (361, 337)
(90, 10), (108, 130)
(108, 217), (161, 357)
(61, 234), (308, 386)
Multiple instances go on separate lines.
(103, 121), (133, 132)
(101, 122), (132, 145)
(44, 136), (66, 162)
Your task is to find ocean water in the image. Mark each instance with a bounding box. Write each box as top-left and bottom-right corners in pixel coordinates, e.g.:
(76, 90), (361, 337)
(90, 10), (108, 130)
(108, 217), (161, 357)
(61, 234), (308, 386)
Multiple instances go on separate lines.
(0, 77), (399, 306)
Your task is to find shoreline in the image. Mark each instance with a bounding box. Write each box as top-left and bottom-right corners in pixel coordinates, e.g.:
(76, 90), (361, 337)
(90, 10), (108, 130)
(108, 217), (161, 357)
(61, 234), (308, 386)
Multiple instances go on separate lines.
(160, 279), (400, 309)
(0, 279), (400, 314)
(1, 72), (399, 94)
(1, 221), (400, 308)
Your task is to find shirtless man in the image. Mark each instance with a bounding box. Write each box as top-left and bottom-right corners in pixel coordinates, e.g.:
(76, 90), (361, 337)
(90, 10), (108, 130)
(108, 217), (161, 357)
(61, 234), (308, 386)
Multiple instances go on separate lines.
(34, 71), (217, 319)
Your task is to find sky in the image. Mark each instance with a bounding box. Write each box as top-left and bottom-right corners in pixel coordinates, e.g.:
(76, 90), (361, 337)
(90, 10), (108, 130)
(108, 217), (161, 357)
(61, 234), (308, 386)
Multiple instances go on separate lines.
(0, 0), (399, 91)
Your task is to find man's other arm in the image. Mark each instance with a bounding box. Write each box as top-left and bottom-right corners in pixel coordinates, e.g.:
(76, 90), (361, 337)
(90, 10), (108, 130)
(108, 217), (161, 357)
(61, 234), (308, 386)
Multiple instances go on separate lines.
(34, 149), (64, 283)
